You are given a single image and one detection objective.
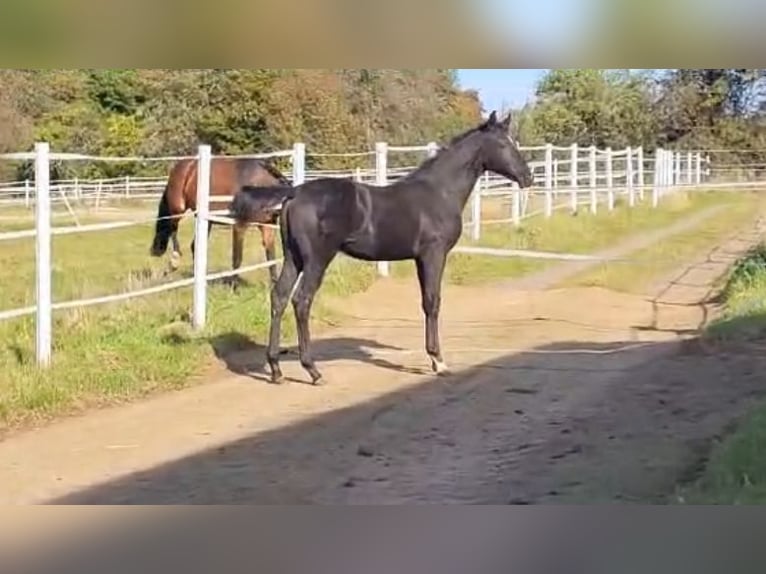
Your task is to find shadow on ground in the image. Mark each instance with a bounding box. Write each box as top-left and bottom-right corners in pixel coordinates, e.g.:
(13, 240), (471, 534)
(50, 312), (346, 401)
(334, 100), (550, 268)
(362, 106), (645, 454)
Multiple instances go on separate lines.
(6, 336), (766, 573)
(45, 334), (766, 506)
(209, 332), (420, 381)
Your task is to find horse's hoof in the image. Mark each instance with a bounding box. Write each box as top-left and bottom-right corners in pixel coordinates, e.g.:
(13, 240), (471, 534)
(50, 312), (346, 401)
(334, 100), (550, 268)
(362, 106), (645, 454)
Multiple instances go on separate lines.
(270, 374), (286, 385)
(310, 374), (325, 386)
(169, 252), (181, 271)
(431, 358), (451, 376)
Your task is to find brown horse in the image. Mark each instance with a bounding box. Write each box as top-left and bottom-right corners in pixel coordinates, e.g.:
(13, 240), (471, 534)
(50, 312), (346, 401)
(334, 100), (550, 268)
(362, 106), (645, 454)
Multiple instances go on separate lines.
(150, 157), (291, 284)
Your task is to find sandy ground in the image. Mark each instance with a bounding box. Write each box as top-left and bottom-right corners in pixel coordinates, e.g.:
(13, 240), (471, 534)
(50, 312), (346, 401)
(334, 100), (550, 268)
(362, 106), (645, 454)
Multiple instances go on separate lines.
(0, 206), (765, 510)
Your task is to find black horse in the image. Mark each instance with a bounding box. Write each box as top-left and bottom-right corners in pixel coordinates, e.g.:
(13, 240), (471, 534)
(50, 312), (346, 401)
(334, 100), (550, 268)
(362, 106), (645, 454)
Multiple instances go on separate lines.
(230, 111), (534, 385)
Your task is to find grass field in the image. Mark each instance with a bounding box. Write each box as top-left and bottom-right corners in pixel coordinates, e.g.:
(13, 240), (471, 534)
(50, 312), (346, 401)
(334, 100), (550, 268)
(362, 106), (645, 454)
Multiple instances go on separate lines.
(0, 189), (750, 430)
(706, 242), (766, 341)
(0, 210), (377, 430)
(563, 190), (764, 293)
(676, 243), (766, 504)
(392, 190), (749, 285)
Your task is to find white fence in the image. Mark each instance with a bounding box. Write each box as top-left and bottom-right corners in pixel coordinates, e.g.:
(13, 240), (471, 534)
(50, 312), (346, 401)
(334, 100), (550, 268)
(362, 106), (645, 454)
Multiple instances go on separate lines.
(0, 140), (721, 366)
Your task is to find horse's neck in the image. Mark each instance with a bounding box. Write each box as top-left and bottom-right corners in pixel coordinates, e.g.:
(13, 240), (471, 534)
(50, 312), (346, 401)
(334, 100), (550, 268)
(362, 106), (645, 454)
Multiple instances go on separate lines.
(421, 144), (484, 208)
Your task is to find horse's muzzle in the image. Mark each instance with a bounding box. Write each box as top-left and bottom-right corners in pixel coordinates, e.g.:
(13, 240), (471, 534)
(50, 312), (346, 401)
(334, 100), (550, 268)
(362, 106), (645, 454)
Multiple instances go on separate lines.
(521, 172), (535, 188)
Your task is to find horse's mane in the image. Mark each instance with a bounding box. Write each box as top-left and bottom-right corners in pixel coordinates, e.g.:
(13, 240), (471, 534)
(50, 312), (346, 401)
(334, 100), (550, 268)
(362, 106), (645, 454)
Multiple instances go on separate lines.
(397, 123), (484, 182)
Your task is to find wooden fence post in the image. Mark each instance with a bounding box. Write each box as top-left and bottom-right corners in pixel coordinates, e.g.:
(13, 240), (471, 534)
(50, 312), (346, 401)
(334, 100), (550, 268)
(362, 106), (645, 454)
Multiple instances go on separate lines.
(569, 143), (578, 214)
(375, 142), (389, 277)
(544, 143), (553, 217)
(668, 151), (673, 192)
(35, 142), (52, 367)
(292, 142), (306, 185)
(686, 151), (693, 186)
(192, 144), (211, 330)
(695, 152), (702, 185)
(471, 179), (481, 240)
(637, 146), (645, 201)
(626, 146), (635, 207)
(589, 145), (597, 214)
(653, 149), (662, 207)
(606, 147), (614, 211)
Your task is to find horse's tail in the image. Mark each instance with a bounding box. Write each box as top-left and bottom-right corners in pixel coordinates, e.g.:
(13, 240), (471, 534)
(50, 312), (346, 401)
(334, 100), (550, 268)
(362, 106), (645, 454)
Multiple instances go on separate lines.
(230, 185), (296, 223)
(150, 183), (175, 257)
(260, 160), (292, 186)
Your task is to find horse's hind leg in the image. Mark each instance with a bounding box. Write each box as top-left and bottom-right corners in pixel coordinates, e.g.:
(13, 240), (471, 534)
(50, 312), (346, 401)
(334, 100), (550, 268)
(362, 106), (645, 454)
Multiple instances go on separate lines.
(261, 225), (278, 285)
(291, 256), (334, 385)
(266, 247), (300, 384)
(415, 248), (450, 375)
(228, 222), (246, 289)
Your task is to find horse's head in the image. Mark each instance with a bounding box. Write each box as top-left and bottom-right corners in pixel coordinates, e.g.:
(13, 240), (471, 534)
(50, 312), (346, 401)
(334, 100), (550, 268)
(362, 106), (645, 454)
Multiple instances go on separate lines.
(478, 111), (534, 188)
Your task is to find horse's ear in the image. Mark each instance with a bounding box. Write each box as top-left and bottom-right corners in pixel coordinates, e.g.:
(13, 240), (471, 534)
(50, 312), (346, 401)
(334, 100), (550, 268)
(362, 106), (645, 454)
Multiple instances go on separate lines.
(487, 110), (498, 125)
(500, 112), (512, 131)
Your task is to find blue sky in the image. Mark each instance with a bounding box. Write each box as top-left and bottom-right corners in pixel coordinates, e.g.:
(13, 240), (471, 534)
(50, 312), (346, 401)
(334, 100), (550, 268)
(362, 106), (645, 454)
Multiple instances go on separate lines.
(477, 0), (595, 57)
(456, 69), (548, 113)
(456, 0), (597, 112)
(457, 68), (662, 113)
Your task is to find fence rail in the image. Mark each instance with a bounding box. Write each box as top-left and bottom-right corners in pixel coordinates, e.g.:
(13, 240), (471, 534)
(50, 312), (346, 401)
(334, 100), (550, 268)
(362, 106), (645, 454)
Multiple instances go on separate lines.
(0, 139), (742, 367)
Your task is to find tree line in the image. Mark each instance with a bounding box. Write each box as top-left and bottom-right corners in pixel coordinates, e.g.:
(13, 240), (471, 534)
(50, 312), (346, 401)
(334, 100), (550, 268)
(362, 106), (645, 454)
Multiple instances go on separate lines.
(514, 69), (766, 175)
(0, 69), (764, 181)
(0, 69), (482, 180)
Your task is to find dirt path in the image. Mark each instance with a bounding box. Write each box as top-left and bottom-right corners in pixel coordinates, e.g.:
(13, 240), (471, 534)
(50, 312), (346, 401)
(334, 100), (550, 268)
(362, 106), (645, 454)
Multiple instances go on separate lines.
(0, 206), (765, 506)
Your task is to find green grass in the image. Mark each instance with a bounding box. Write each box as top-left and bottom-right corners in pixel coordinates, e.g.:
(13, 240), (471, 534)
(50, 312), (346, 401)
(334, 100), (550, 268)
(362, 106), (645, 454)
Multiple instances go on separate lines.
(706, 242), (766, 341)
(675, 243), (766, 504)
(677, 409), (766, 504)
(0, 190), (746, 430)
(391, 191), (737, 285)
(564, 191), (762, 293)
(0, 214), (376, 430)
(390, 190), (741, 286)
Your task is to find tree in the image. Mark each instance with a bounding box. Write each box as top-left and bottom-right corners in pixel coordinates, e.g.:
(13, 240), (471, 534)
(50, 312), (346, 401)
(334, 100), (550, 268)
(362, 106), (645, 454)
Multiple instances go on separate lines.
(86, 69), (144, 116)
(0, 69), (487, 179)
(655, 69), (766, 145)
(519, 69), (656, 148)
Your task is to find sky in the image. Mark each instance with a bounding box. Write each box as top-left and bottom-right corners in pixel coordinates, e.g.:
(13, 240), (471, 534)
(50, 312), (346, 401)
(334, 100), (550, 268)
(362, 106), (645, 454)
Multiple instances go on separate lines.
(456, 69), (548, 113)
(455, 0), (594, 113)
(457, 68), (660, 114)
(478, 0), (595, 57)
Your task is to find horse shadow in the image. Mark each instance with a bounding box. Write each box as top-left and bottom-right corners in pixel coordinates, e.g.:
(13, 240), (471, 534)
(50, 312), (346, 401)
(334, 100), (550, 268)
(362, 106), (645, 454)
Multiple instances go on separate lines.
(209, 332), (425, 384)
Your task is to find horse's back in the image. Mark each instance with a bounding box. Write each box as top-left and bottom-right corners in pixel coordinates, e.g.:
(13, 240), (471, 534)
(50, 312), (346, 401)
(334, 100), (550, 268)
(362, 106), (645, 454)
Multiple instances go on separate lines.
(286, 177), (425, 261)
(286, 178), (361, 225)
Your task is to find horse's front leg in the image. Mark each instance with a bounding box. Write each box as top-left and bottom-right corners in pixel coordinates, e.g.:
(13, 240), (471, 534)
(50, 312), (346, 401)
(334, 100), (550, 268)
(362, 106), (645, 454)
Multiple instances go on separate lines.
(415, 248), (449, 375)
(169, 218), (182, 270)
